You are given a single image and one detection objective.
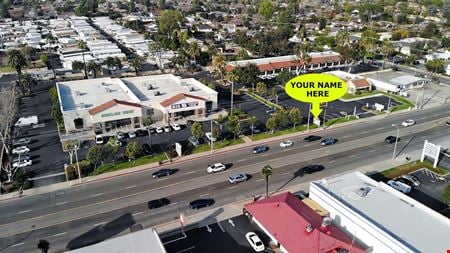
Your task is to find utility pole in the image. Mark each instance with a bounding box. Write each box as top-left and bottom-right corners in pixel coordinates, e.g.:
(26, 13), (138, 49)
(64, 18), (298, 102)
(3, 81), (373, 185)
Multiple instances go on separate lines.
(168, 115), (173, 162)
(74, 145), (81, 183)
(392, 124), (400, 160)
(322, 102), (327, 127)
(230, 81), (234, 115)
(210, 120), (214, 154)
(82, 52), (88, 79)
(420, 82), (426, 109)
(306, 103), (311, 132)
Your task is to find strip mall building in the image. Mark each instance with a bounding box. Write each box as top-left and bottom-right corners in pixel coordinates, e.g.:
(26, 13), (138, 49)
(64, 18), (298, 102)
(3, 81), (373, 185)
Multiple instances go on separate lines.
(56, 74), (217, 135)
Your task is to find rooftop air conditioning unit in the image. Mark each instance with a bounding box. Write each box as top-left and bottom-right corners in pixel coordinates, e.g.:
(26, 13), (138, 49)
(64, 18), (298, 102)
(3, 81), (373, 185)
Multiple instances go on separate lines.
(75, 91), (80, 96)
(321, 217), (333, 228)
(154, 90), (160, 96)
(147, 84), (153, 90)
(305, 224), (314, 233)
(355, 187), (371, 197)
(189, 87), (195, 92)
(105, 88), (111, 93)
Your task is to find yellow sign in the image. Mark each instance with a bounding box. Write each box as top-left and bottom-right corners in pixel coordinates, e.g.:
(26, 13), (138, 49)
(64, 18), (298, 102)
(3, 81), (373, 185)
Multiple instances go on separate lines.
(285, 74), (347, 118)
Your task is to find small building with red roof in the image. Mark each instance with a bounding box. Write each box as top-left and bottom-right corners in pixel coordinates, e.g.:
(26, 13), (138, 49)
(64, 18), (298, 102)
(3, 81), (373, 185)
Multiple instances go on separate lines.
(244, 192), (366, 253)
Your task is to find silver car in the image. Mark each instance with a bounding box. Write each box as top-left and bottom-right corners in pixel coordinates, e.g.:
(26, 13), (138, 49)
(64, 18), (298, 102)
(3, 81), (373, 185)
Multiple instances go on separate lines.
(228, 173), (248, 184)
(401, 174), (421, 187)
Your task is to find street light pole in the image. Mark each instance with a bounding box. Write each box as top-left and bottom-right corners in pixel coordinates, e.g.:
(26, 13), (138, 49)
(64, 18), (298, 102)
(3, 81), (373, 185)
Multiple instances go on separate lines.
(420, 83), (426, 109)
(306, 103), (311, 132)
(230, 82), (234, 115)
(74, 145), (81, 183)
(210, 120), (214, 154)
(392, 124), (400, 160)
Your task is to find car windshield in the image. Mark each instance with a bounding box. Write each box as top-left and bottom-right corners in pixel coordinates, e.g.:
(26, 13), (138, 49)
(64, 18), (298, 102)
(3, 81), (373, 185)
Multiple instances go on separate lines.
(255, 241), (263, 246)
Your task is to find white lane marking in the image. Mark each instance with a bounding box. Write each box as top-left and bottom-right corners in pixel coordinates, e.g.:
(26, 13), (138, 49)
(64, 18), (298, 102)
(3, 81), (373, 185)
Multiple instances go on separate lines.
(329, 160), (336, 164)
(420, 136), (427, 139)
(175, 246), (196, 253)
(56, 192), (65, 196)
(184, 171), (196, 175)
(56, 201), (68, 206)
(261, 154), (269, 156)
(349, 154), (357, 158)
(369, 149), (376, 153)
(91, 193), (103, 197)
(304, 144), (311, 147)
(256, 179), (264, 182)
(11, 242), (25, 247)
(237, 159), (247, 162)
(377, 127), (384, 130)
(53, 232), (66, 237)
(343, 135), (350, 138)
(229, 185), (238, 189)
(284, 148), (291, 151)
(158, 177), (168, 181)
(94, 222), (106, 227)
(125, 185), (136, 189)
(199, 193), (209, 197)
(420, 116), (427, 120)
(361, 131), (368, 134)
(18, 210), (31, 214)
(168, 202), (178, 206)
(132, 212), (144, 216)
(282, 172), (290, 175)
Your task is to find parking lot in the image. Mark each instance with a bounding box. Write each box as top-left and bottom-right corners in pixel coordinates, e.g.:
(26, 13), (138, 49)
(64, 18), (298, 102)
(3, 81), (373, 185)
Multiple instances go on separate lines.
(163, 215), (273, 253)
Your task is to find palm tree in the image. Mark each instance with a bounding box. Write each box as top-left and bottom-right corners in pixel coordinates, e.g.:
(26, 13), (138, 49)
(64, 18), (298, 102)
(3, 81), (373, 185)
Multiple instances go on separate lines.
(248, 116), (258, 137)
(7, 49), (28, 85)
(130, 56), (145, 76)
(77, 40), (88, 50)
(381, 41), (394, 69)
(19, 73), (37, 95)
(187, 42), (200, 64)
(295, 42), (311, 72)
(261, 165), (273, 197)
(86, 61), (101, 78)
(212, 53), (227, 81)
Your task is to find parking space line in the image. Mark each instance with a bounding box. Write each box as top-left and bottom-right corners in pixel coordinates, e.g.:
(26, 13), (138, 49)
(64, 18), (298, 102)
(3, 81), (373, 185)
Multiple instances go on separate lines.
(377, 127), (385, 130)
(56, 201), (68, 206)
(94, 222), (106, 227)
(349, 154), (357, 158)
(18, 210), (31, 214)
(369, 149), (376, 153)
(199, 193), (209, 197)
(304, 144), (311, 147)
(184, 171), (196, 175)
(256, 179), (264, 182)
(168, 202), (178, 206)
(329, 160), (336, 164)
(342, 135), (350, 138)
(420, 116), (427, 120)
(132, 212), (144, 216)
(53, 232), (66, 237)
(361, 131), (368, 134)
(11, 242), (25, 247)
(125, 185), (136, 189)
(237, 159), (247, 162)
(261, 154), (269, 156)
(158, 178), (168, 181)
(91, 193), (103, 197)
(228, 185), (238, 189)
(175, 246), (196, 253)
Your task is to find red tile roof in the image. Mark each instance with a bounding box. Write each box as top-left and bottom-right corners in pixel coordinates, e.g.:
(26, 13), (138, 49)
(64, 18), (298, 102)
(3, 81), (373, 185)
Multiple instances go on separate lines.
(351, 79), (371, 88)
(244, 192), (366, 253)
(160, 93), (206, 107)
(88, 99), (142, 115)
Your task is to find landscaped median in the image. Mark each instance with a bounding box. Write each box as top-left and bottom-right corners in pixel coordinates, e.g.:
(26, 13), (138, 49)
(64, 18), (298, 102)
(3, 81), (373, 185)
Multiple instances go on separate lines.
(89, 153), (166, 176)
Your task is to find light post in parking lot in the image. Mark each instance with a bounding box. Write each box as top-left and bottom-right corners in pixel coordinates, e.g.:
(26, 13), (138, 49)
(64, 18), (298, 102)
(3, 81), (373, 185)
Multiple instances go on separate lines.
(392, 124), (400, 160)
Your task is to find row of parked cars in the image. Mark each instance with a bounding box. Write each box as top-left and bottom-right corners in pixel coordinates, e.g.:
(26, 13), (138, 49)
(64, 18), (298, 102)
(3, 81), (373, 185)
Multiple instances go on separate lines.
(11, 138), (33, 169)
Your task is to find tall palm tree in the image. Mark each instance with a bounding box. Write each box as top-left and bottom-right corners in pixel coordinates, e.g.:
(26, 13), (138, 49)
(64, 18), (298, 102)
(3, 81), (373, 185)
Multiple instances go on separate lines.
(77, 40), (88, 50)
(381, 41), (394, 69)
(86, 61), (101, 78)
(187, 42), (200, 64)
(212, 53), (227, 81)
(261, 165), (273, 197)
(7, 49), (28, 85)
(248, 116), (258, 137)
(130, 56), (145, 76)
(19, 73), (37, 95)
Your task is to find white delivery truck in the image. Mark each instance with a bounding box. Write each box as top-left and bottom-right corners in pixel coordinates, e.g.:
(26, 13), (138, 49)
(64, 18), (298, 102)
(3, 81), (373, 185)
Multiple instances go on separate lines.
(14, 116), (38, 127)
(387, 180), (411, 194)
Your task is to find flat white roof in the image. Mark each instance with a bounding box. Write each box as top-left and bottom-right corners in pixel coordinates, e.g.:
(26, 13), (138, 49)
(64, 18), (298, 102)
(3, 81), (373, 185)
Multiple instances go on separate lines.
(228, 51), (341, 67)
(68, 228), (166, 253)
(313, 171), (450, 253)
(389, 75), (424, 85)
(57, 74), (217, 112)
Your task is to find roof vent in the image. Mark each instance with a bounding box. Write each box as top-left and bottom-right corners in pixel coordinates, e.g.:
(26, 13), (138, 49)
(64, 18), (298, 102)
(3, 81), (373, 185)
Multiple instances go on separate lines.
(305, 225), (314, 233)
(146, 83), (153, 90)
(79, 103), (85, 108)
(355, 187), (371, 197)
(154, 90), (160, 96)
(75, 91), (80, 96)
(105, 88), (111, 93)
(188, 87), (195, 92)
(321, 217), (332, 228)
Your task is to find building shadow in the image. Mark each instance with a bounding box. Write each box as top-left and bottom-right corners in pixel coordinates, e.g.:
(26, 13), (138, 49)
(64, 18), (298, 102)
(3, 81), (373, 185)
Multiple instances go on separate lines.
(65, 213), (135, 250)
(197, 207), (224, 228)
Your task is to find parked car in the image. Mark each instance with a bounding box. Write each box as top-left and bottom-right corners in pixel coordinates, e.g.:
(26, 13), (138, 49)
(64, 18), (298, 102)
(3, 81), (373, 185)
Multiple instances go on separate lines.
(228, 173), (248, 184)
(385, 136), (400, 143)
(207, 163), (226, 173)
(205, 132), (217, 142)
(13, 138), (30, 146)
(250, 125), (261, 134)
(189, 199), (214, 209)
(186, 120), (195, 127)
(245, 232), (265, 252)
(95, 135), (104, 145)
(142, 143), (153, 156)
(117, 132), (126, 140)
(321, 138), (337, 146)
(280, 140), (293, 148)
(12, 154), (31, 163)
(304, 135), (321, 142)
(188, 136), (200, 147)
(265, 108), (277, 115)
(446, 120), (450, 126)
(252, 145), (269, 154)
(302, 165), (325, 174)
(163, 125), (171, 132)
(147, 198), (170, 209)
(152, 168), (177, 178)
(399, 91), (409, 97)
(401, 119), (415, 127)
(128, 131), (137, 138)
(156, 127), (164, 134)
(401, 174), (421, 187)
(135, 129), (148, 136)
(387, 180), (411, 193)
(12, 159), (32, 168)
(395, 177), (415, 187)
(12, 146), (30, 154)
(171, 123), (181, 131)
(148, 128), (156, 134)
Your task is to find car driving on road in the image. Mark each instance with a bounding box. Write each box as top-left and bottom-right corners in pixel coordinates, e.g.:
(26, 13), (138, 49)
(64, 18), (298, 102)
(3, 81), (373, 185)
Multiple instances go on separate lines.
(321, 138), (337, 146)
(302, 165), (325, 174)
(207, 163), (226, 173)
(252, 145), (269, 154)
(280, 140), (293, 148)
(189, 199), (214, 209)
(228, 173), (248, 184)
(245, 232), (265, 252)
(401, 119), (416, 127)
(147, 198), (170, 209)
(304, 135), (321, 142)
(152, 168), (177, 178)
(385, 136), (400, 143)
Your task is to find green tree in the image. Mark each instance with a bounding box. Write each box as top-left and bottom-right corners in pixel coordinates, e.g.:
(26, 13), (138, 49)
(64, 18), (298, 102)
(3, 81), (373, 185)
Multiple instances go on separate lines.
(157, 10), (183, 37)
(86, 145), (109, 172)
(276, 69), (294, 85)
(86, 61), (101, 78)
(266, 116), (277, 134)
(381, 41), (394, 68)
(255, 82), (267, 95)
(261, 165), (273, 197)
(191, 121), (204, 139)
(391, 28), (410, 41)
(236, 49), (250, 60)
(126, 140), (141, 162)
(336, 30), (350, 46)
(103, 56), (122, 70)
(37, 239), (50, 253)
(405, 55), (417, 65)
(107, 136), (120, 165)
(257, 0), (274, 20)
(288, 107), (301, 129)
(0, 2), (9, 18)
(187, 42), (201, 64)
(212, 53), (227, 81)
(425, 59), (445, 73)
(361, 29), (380, 53)
(227, 115), (241, 140)
(274, 108), (289, 128)
(157, 0), (165, 9)
(443, 185), (450, 206)
(420, 22), (441, 38)
(212, 126), (221, 140)
(71, 61), (86, 78)
(128, 0), (135, 12)
(130, 56), (145, 76)
(143, 116), (153, 126)
(21, 46), (35, 62)
(269, 87), (277, 103)
(77, 40), (88, 50)
(248, 116), (258, 137)
(7, 49), (27, 85)
(318, 17), (327, 30)
(19, 73), (37, 95)
(40, 54), (49, 66)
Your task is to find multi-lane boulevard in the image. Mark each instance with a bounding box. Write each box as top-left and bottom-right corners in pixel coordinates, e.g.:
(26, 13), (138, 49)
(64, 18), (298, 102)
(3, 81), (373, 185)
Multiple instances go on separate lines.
(0, 104), (449, 252)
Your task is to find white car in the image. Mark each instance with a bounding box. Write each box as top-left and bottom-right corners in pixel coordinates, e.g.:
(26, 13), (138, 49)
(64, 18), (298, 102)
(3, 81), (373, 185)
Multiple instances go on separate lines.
(12, 146), (30, 154)
(13, 159), (32, 168)
(156, 127), (164, 134)
(13, 138), (31, 146)
(401, 119), (415, 127)
(206, 163), (226, 173)
(116, 132), (126, 140)
(95, 135), (104, 144)
(164, 125), (171, 132)
(128, 131), (136, 138)
(280, 140), (293, 148)
(245, 232), (265, 252)
(171, 123), (181, 131)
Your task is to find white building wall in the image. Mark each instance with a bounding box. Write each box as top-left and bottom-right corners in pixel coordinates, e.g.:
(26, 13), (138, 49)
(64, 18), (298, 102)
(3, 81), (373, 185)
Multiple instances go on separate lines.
(367, 78), (399, 92)
(309, 182), (416, 253)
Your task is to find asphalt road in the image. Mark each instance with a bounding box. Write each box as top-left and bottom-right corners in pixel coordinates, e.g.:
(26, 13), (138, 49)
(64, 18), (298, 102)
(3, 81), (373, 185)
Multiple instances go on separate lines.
(0, 104), (449, 252)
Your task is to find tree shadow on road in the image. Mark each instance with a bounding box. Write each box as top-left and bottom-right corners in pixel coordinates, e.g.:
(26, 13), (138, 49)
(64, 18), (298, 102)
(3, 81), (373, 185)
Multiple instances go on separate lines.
(272, 168), (304, 195)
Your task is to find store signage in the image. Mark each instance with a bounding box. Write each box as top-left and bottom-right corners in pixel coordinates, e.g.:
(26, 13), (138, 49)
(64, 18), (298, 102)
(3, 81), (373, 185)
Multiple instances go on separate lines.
(101, 109), (135, 118)
(171, 101), (198, 109)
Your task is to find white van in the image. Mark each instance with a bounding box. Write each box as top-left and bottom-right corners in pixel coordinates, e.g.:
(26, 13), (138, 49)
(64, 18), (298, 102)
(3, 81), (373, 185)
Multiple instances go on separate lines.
(387, 180), (411, 194)
(15, 116), (38, 127)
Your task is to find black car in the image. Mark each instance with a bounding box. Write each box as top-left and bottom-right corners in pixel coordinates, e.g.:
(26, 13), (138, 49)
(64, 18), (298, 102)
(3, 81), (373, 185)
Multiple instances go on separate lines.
(385, 136), (400, 143)
(147, 198), (170, 209)
(152, 168), (177, 178)
(142, 143), (153, 156)
(304, 135), (321, 142)
(189, 198), (215, 209)
(136, 129), (148, 136)
(302, 165), (325, 174)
